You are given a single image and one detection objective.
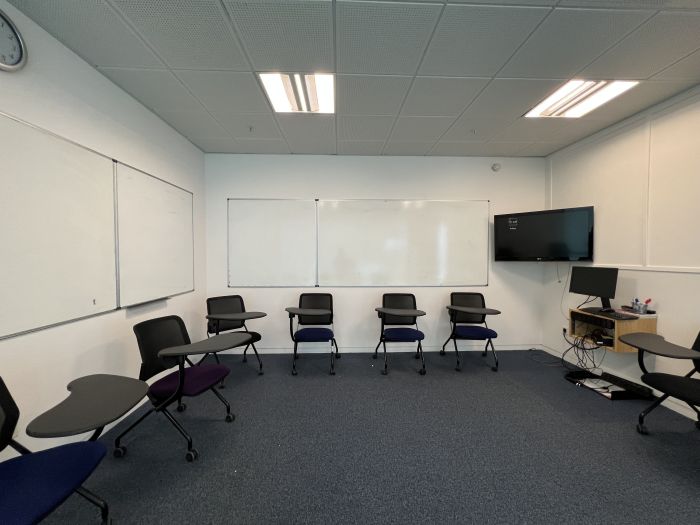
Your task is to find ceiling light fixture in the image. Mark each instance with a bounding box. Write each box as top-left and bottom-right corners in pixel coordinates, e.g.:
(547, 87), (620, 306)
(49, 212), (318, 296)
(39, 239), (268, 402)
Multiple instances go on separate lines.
(259, 73), (334, 114)
(525, 79), (638, 118)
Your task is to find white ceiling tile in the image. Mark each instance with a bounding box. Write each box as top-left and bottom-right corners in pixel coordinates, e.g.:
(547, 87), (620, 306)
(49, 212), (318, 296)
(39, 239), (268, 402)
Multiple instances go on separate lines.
(558, 0), (700, 9)
(337, 141), (386, 155)
(110, 0), (248, 70)
(461, 79), (563, 120)
(158, 110), (228, 138)
(8, 0), (162, 68)
(337, 75), (413, 115)
(383, 142), (433, 156)
(653, 49), (700, 81)
(232, 138), (291, 154)
(277, 114), (336, 153)
(448, 1), (557, 5)
(401, 77), (490, 117)
(442, 118), (513, 141)
(489, 118), (565, 142)
(579, 12), (700, 80)
(499, 8), (653, 79)
(391, 116), (455, 142)
(338, 116), (395, 141)
(517, 142), (566, 157)
(337, 1), (442, 74)
(99, 68), (203, 111)
(216, 114), (281, 140)
(223, 0), (333, 71)
(175, 71), (269, 113)
(419, 5), (549, 77)
(430, 141), (487, 156)
(475, 142), (533, 156)
(430, 141), (531, 156)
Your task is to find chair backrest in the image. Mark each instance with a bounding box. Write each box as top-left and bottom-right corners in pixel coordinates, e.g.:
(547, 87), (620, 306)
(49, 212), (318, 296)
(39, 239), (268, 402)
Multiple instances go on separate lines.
(206, 295), (245, 334)
(382, 293), (418, 325)
(692, 331), (700, 371)
(133, 315), (191, 381)
(0, 377), (20, 453)
(450, 292), (486, 324)
(298, 293), (333, 325)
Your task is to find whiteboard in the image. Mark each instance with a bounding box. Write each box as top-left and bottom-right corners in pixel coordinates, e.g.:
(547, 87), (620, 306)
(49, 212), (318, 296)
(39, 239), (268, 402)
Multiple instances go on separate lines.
(318, 200), (489, 286)
(228, 199), (317, 287)
(117, 164), (194, 306)
(0, 115), (117, 339)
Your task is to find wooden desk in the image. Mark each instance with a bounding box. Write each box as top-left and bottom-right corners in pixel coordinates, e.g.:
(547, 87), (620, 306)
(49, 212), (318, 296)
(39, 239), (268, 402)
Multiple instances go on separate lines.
(569, 309), (657, 353)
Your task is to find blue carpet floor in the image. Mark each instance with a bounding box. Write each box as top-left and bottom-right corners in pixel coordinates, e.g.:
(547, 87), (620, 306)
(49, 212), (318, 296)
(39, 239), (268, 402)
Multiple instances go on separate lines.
(45, 350), (700, 524)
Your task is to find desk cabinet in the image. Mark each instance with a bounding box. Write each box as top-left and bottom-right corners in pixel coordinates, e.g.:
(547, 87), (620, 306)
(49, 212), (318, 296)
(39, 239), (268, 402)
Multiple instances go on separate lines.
(569, 309), (657, 353)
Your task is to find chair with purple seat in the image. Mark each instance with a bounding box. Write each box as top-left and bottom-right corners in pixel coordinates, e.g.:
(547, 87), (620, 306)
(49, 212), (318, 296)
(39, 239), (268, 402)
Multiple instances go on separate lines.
(441, 292), (499, 372)
(288, 293), (340, 376)
(0, 377), (109, 524)
(113, 315), (233, 462)
(373, 293), (427, 376)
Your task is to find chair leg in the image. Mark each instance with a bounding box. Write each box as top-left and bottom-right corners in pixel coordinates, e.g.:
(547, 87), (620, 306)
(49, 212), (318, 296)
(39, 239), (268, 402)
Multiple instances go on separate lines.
(440, 334), (452, 356)
(162, 407), (198, 461)
(211, 352), (226, 389)
(637, 394), (669, 434)
(417, 341), (426, 375)
(373, 340), (381, 359)
(334, 338), (341, 359)
(482, 341), (488, 357)
(292, 342), (298, 375)
(452, 338), (461, 371)
(329, 340), (336, 375)
(76, 486), (109, 525)
(487, 339), (499, 371)
(242, 344), (249, 362)
(688, 403), (700, 429)
(382, 341), (389, 375)
(114, 407), (155, 455)
(250, 342), (264, 375)
(210, 386), (235, 422)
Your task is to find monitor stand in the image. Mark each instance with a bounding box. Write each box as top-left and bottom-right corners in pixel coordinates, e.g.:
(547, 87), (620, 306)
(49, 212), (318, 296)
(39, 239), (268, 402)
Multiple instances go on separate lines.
(581, 297), (613, 314)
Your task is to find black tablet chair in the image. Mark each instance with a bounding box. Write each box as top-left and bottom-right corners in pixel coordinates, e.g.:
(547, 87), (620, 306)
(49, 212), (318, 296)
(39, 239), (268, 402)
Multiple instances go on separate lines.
(441, 292), (499, 371)
(373, 293), (426, 376)
(289, 293), (340, 376)
(206, 295), (264, 375)
(113, 316), (233, 462)
(0, 377), (109, 524)
(637, 331), (700, 435)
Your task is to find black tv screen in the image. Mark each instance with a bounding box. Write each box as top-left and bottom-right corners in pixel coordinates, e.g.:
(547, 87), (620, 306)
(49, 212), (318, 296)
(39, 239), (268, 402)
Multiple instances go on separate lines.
(494, 206), (593, 261)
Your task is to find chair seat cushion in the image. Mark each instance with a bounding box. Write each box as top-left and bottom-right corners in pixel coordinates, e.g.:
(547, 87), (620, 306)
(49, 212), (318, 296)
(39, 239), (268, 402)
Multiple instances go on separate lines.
(149, 364), (230, 400)
(383, 327), (424, 342)
(642, 373), (700, 405)
(454, 325), (497, 340)
(0, 441), (106, 525)
(294, 327), (334, 342)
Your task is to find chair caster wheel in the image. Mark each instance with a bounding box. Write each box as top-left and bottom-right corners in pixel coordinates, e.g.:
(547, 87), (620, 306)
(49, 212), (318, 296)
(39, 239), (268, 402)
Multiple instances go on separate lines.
(186, 449), (199, 462)
(372, 354), (378, 359)
(695, 421), (700, 430)
(482, 352), (487, 357)
(177, 403), (187, 412)
(440, 349), (446, 356)
(292, 370), (298, 376)
(258, 370), (264, 376)
(330, 370), (336, 376)
(455, 366), (461, 372)
(637, 424), (648, 435)
(419, 368), (426, 376)
(218, 383), (226, 389)
(381, 369), (388, 375)
(336, 353), (341, 359)
(242, 357), (247, 363)
(414, 354), (420, 360)
(491, 366), (498, 372)
(225, 413), (235, 423)
(113, 446), (127, 458)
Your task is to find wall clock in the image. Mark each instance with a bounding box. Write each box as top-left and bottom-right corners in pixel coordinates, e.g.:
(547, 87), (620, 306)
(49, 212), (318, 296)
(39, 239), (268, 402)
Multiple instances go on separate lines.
(0, 9), (26, 72)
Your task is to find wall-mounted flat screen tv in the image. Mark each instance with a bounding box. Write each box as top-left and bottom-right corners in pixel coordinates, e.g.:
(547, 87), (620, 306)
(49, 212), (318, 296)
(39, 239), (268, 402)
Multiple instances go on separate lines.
(494, 206), (594, 261)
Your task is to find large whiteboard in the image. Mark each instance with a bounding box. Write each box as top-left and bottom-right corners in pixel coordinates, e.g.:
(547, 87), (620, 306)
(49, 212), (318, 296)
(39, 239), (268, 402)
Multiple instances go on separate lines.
(117, 164), (194, 306)
(228, 199), (317, 287)
(0, 115), (117, 339)
(318, 200), (489, 286)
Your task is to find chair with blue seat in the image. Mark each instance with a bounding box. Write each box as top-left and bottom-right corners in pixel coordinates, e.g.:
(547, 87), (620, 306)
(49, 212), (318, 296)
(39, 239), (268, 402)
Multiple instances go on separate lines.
(289, 293), (340, 376)
(441, 292), (499, 372)
(0, 377), (109, 524)
(373, 293), (426, 376)
(113, 315), (234, 462)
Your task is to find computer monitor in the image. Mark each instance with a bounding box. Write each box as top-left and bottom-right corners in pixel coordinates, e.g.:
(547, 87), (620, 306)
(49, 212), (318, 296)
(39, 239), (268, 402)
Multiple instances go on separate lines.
(569, 266), (618, 311)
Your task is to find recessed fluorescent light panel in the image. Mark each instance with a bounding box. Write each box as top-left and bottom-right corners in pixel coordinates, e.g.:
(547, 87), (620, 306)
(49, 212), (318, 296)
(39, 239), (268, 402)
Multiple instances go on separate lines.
(525, 80), (638, 118)
(259, 73), (334, 114)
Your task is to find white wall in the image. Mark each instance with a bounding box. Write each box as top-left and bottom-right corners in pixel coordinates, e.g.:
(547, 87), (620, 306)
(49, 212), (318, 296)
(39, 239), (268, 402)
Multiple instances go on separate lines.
(543, 85), (700, 416)
(0, 0), (205, 453)
(207, 154), (547, 353)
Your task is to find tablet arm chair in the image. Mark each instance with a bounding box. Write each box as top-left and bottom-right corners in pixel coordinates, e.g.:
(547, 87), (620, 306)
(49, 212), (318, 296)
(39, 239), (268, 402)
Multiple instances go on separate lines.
(113, 316), (233, 462)
(636, 331), (700, 435)
(373, 293), (426, 376)
(441, 292), (499, 372)
(289, 293), (340, 376)
(206, 295), (264, 375)
(0, 377), (109, 524)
